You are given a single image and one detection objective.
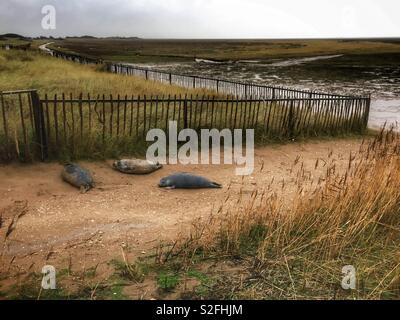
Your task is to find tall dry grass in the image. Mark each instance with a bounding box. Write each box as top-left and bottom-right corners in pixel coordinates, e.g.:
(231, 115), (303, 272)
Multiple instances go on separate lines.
(0, 50), (215, 97)
(159, 127), (400, 299)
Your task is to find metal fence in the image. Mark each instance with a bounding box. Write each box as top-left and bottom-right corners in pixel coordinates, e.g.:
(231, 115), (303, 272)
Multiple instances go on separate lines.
(0, 90), (370, 162)
(107, 63), (352, 100)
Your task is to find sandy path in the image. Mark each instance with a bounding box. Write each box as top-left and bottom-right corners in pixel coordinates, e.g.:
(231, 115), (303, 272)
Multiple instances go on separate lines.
(0, 138), (363, 278)
(38, 42), (54, 54)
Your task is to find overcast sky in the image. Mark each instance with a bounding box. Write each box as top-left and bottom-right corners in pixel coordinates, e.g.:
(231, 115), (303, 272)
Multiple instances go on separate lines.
(1, 0), (399, 38)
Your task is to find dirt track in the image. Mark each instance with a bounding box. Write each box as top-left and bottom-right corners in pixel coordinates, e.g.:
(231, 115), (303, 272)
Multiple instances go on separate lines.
(0, 138), (363, 281)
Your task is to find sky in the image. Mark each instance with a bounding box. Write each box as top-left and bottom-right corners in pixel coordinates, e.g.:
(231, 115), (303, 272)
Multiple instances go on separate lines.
(0, 0), (399, 39)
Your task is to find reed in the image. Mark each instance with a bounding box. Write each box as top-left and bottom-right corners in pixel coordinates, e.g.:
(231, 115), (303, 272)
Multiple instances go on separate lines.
(157, 127), (400, 299)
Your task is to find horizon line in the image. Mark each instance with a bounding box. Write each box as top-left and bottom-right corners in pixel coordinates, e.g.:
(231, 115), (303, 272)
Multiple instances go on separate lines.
(2, 33), (400, 41)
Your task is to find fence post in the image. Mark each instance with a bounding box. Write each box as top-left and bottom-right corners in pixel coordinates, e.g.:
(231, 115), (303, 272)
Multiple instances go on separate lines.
(364, 95), (371, 130)
(288, 100), (295, 139)
(169, 73), (172, 85)
(216, 80), (219, 93)
(30, 91), (48, 161)
(183, 99), (188, 129)
(193, 76), (196, 89)
(0, 92), (11, 160)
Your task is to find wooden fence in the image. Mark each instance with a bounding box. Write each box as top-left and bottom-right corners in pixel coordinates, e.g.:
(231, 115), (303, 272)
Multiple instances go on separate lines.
(0, 90), (370, 162)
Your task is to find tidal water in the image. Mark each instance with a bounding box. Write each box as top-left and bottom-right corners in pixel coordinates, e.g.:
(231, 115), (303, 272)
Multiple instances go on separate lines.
(132, 54), (400, 130)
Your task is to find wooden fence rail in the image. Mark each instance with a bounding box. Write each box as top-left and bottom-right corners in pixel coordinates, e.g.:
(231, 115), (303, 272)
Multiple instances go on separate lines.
(0, 91), (370, 162)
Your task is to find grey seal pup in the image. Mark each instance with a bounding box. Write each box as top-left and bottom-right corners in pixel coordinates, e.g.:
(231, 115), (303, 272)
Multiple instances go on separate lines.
(159, 173), (222, 189)
(61, 163), (94, 192)
(113, 159), (162, 174)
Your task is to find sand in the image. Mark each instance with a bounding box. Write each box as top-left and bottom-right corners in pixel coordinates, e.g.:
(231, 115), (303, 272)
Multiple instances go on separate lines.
(0, 138), (363, 284)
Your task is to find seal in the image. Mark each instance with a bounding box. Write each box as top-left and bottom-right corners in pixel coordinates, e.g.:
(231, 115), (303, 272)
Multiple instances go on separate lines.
(61, 163), (94, 192)
(158, 173), (222, 189)
(113, 159), (162, 174)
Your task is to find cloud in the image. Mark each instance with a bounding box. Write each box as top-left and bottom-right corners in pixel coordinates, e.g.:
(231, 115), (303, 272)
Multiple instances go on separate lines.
(0, 0), (399, 38)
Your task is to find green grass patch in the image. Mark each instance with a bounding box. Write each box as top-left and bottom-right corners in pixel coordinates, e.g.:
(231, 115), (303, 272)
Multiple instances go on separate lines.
(157, 272), (180, 292)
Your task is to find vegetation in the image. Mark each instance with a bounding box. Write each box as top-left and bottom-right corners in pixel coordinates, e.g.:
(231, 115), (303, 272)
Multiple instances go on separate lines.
(0, 50), (213, 97)
(0, 264), (130, 300)
(0, 35), (30, 46)
(48, 38), (400, 63)
(157, 272), (180, 291)
(150, 128), (400, 299)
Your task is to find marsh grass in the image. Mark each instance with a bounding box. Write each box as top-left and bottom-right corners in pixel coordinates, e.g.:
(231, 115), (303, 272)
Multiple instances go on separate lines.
(52, 38), (400, 63)
(0, 50), (215, 97)
(153, 127), (400, 299)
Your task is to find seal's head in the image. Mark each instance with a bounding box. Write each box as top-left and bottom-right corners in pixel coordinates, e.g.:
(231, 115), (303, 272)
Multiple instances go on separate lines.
(153, 161), (163, 170)
(64, 163), (76, 174)
(112, 160), (122, 170)
(158, 177), (172, 188)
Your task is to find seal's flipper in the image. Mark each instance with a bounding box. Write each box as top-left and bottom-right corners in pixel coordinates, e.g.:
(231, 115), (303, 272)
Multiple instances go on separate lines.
(80, 184), (93, 193)
(211, 182), (222, 188)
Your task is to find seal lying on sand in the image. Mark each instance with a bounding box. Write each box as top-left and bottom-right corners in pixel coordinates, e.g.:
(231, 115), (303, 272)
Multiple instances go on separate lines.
(113, 159), (162, 174)
(61, 163), (94, 192)
(159, 173), (222, 189)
